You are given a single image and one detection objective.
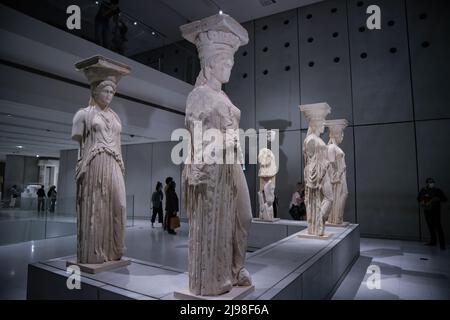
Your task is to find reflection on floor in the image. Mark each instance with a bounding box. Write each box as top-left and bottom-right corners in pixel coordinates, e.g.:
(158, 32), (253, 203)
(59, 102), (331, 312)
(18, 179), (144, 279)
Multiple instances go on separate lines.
(333, 238), (450, 300)
(0, 221), (449, 300)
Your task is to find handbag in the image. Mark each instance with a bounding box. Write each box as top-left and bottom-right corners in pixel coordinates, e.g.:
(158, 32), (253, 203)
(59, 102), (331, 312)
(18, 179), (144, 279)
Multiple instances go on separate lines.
(169, 215), (180, 229)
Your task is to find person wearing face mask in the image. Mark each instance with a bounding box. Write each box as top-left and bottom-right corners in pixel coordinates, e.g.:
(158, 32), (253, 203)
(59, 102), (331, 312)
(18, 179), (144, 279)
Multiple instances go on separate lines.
(417, 178), (447, 250)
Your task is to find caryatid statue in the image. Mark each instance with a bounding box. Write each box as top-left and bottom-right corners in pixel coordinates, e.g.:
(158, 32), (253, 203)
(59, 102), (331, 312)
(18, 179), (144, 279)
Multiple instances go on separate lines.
(71, 56), (130, 264)
(300, 103), (333, 236)
(325, 119), (349, 226)
(180, 14), (253, 296)
(257, 131), (278, 220)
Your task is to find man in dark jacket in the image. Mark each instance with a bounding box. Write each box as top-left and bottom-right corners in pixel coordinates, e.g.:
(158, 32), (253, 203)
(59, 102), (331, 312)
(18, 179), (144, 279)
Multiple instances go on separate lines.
(417, 178), (447, 250)
(165, 180), (179, 235)
(37, 185), (46, 215)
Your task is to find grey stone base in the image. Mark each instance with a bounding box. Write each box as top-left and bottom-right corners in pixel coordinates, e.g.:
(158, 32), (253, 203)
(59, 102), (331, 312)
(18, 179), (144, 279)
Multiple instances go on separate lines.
(27, 224), (359, 300)
(253, 218), (281, 223)
(66, 259), (131, 274)
(174, 285), (255, 300)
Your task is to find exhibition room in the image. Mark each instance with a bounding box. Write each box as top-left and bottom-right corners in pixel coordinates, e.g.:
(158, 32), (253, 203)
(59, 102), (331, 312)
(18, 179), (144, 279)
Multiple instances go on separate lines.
(0, 0), (449, 303)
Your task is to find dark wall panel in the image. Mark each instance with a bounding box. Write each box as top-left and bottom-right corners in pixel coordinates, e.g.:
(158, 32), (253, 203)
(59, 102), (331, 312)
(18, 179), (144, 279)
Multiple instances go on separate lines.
(226, 22), (256, 131)
(348, 0), (413, 125)
(406, 0), (450, 120)
(299, 0), (353, 129)
(255, 9), (301, 131)
(355, 123), (419, 239)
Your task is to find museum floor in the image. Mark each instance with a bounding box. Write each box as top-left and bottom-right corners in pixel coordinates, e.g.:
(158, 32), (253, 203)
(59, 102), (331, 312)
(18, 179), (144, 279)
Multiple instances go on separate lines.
(0, 220), (449, 300)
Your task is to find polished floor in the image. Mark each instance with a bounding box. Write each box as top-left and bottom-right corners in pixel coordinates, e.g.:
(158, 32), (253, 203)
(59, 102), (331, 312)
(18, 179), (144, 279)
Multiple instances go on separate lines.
(0, 220), (449, 300)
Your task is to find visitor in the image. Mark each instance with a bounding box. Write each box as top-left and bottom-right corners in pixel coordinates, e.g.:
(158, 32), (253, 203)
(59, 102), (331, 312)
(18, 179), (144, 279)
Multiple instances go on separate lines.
(111, 18), (128, 55)
(165, 180), (179, 235)
(289, 182), (306, 221)
(94, 0), (121, 49)
(9, 185), (19, 208)
(47, 186), (57, 213)
(417, 178), (447, 250)
(150, 181), (163, 228)
(36, 185), (46, 215)
(163, 176), (173, 230)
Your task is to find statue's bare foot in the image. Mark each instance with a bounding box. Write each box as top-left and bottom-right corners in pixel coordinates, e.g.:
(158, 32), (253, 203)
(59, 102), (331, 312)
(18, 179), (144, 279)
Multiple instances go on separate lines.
(236, 268), (252, 286)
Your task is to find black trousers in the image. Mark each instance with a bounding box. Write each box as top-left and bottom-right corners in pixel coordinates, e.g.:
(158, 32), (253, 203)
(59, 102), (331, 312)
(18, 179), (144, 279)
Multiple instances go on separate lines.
(37, 198), (45, 213)
(424, 210), (446, 248)
(151, 207), (163, 223)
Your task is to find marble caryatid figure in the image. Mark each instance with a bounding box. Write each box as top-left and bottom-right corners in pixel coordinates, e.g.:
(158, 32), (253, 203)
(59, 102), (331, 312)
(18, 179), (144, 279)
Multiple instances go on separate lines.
(257, 133), (278, 220)
(180, 14), (253, 296)
(300, 103), (333, 236)
(71, 56), (130, 264)
(325, 119), (349, 225)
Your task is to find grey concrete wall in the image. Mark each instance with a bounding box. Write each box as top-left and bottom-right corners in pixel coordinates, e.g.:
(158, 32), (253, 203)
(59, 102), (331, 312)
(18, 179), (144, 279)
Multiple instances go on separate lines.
(224, 0), (450, 241)
(4, 155), (39, 195)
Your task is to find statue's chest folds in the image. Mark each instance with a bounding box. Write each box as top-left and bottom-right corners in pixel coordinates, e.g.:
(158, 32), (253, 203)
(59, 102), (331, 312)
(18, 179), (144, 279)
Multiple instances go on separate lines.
(92, 112), (120, 137)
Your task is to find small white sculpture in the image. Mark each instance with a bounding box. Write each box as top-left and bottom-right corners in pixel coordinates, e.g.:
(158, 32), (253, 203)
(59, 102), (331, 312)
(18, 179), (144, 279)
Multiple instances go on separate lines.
(325, 119), (349, 225)
(300, 103), (334, 236)
(71, 56), (130, 264)
(257, 131), (278, 220)
(180, 14), (253, 297)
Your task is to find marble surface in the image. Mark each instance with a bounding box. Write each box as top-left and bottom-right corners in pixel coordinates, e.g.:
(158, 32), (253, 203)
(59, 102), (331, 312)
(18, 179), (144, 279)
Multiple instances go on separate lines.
(181, 13), (252, 296)
(1, 219), (449, 300)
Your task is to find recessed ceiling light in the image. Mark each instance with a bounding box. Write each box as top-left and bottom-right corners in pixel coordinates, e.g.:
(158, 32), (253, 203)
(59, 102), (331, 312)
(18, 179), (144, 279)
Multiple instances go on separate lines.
(219, 10), (223, 15)
(36, 155), (40, 158)
(7, 114), (12, 117)
(134, 21), (138, 26)
(16, 145), (23, 149)
(151, 31), (156, 35)
(95, 1), (99, 5)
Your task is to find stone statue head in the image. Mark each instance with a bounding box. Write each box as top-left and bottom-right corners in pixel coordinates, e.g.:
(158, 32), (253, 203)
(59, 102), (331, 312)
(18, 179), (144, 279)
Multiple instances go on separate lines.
(325, 119), (349, 145)
(75, 55), (130, 109)
(91, 80), (117, 109)
(180, 14), (248, 88)
(299, 103), (331, 137)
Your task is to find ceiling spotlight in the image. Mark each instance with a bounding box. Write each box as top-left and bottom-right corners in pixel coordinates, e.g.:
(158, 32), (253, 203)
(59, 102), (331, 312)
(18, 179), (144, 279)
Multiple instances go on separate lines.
(16, 145), (23, 149)
(95, 1), (99, 5)
(219, 10), (223, 15)
(36, 155), (40, 158)
(7, 114), (12, 117)
(133, 21), (138, 26)
(151, 31), (156, 36)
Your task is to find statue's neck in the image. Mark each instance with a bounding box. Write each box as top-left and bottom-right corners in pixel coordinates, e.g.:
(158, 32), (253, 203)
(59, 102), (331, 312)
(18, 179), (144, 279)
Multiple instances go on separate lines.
(206, 77), (222, 92)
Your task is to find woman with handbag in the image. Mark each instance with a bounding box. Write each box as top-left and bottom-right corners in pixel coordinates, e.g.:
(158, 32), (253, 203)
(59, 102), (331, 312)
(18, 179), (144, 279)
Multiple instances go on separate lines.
(164, 180), (179, 235)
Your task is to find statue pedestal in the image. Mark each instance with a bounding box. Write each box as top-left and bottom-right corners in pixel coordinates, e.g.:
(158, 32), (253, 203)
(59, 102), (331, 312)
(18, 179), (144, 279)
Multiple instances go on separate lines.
(66, 259), (131, 274)
(174, 285), (255, 300)
(326, 221), (350, 228)
(253, 218), (281, 223)
(297, 229), (333, 240)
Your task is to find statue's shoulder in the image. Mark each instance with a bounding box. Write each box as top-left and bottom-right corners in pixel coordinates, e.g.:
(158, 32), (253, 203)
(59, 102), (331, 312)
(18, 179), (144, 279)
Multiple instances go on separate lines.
(72, 107), (90, 123)
(186, 85), (218, 118)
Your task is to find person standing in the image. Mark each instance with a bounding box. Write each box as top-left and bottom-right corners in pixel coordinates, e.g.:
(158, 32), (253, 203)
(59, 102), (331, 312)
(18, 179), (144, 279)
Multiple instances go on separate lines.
(165, 180), (179, 235)
(163, 177), (173, 231)
(150, 181), (163, 228)
(289, 182), (306, 221)
(47, 186), (57, 213)
(37, 185), (46, 215)
(417, 178), (447, 250)
(95, 0), (121, 48)
(9, 185), (19, 208)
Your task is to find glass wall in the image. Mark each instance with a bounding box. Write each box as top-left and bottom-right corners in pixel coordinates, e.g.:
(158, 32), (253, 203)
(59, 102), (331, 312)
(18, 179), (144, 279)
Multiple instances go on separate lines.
(0, 194), (135, 245)
(0, 0), (200, 84)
